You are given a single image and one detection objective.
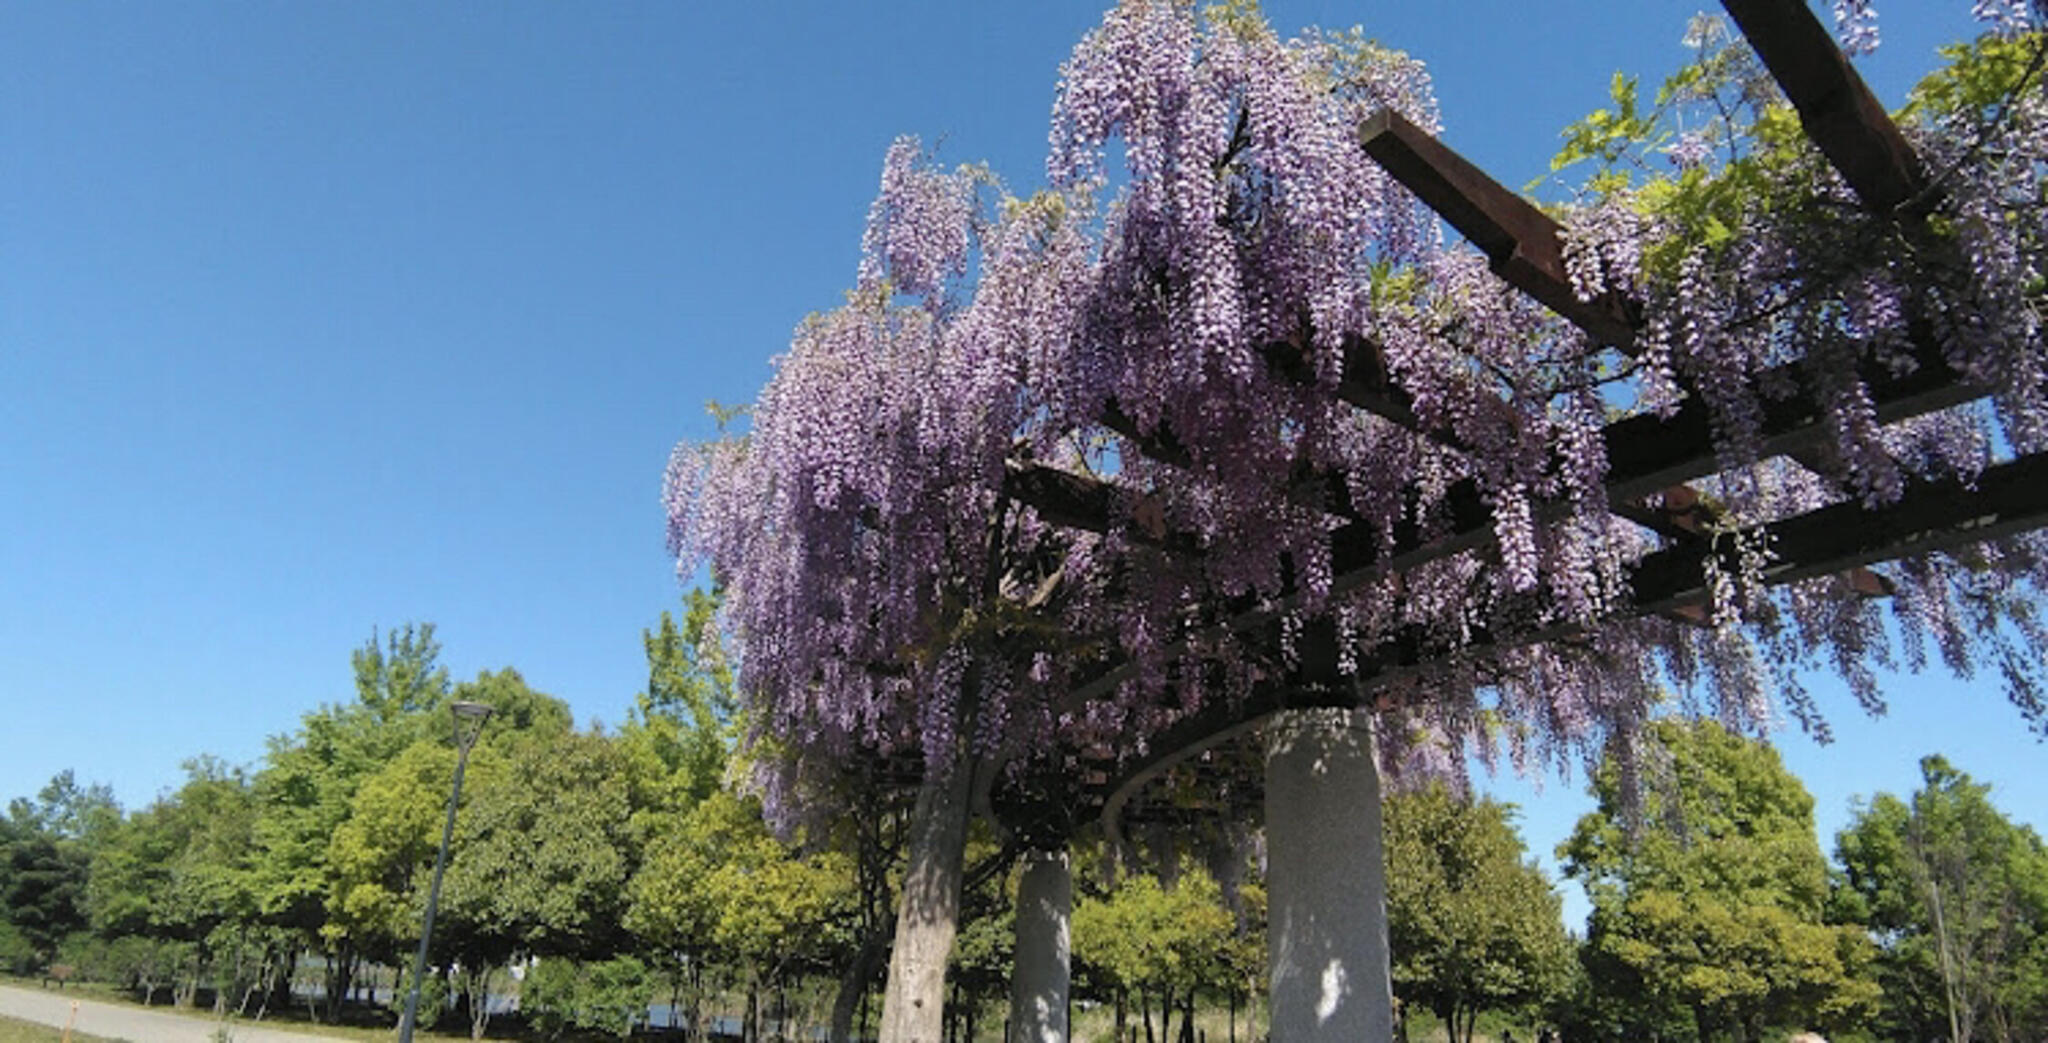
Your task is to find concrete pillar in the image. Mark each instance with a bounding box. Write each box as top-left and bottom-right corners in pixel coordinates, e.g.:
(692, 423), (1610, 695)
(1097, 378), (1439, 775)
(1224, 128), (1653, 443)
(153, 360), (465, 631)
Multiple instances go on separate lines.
(1006, 848), (1072, 1043)
(1265, 709), (1393, 1042)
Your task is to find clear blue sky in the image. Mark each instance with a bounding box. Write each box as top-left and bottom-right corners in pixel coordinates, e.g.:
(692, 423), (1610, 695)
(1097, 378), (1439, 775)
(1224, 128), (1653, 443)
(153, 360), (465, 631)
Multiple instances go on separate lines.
(5, 1), (2039, 926)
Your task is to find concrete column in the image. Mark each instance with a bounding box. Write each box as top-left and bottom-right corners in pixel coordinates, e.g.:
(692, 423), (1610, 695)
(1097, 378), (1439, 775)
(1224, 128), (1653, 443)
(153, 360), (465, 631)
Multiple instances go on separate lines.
(1006, 848), (1072, 1043)
(1265, 709), (1393, 1042)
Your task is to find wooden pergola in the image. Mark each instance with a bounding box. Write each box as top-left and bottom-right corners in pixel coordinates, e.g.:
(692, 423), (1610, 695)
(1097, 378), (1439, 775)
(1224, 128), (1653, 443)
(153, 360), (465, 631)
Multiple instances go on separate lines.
(840, 4), (2046, 1039)
(985, 0), (2048, 851)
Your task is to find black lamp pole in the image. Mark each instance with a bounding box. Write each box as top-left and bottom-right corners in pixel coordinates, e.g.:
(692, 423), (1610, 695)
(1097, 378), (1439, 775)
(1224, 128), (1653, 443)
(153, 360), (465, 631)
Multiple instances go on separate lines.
(398, 699), (492, 1042)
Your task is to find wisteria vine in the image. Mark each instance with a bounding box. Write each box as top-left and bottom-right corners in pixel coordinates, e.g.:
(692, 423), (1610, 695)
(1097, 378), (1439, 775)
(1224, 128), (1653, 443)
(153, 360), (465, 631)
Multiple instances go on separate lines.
(668, 0), (2048, 825)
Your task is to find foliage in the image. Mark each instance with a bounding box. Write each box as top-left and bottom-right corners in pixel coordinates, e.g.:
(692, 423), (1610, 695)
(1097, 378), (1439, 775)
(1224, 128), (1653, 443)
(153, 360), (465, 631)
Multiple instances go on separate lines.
(88, 758), (257, 948)
(1561, 720), (1881, 1041)
(1384, 786), (1572, 1040)
(0, 920), (36, 977)
(1, 826), (89, 965)
(1072, 865), (1237, 1022)
(619, 588), (737, 825)
(7, 772), (121, 848)
(350, 624), (453, 724)
(324, 739), (474, 962)
(1835, 755), (2048, 1042)
(248, 623), (453, 947)
(626, 791), (855, 998)
(442, 728), (638, 964)
(522, 955), (654, 1041)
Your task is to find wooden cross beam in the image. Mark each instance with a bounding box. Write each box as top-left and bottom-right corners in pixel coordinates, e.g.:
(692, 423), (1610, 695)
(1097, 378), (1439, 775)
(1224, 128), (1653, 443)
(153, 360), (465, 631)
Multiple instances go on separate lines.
(1084, 448), (2048, 829)
(1359, 108), (1638, 347)
(1007, 312), (1985, 599)
(1719, 0), (1931, 214)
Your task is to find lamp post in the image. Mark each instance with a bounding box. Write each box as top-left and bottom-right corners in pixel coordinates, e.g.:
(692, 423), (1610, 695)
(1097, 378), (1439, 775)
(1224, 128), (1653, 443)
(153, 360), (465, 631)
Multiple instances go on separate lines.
(398, 699), (493, 1042)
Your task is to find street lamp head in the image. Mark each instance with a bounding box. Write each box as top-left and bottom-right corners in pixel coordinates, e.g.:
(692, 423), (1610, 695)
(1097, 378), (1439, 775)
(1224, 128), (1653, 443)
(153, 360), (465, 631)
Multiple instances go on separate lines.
(449, 700), (493, 751)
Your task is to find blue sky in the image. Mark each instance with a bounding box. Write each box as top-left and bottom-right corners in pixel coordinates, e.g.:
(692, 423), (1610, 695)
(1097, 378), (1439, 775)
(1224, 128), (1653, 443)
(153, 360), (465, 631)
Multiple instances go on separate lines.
(4, 1), (2040, 926)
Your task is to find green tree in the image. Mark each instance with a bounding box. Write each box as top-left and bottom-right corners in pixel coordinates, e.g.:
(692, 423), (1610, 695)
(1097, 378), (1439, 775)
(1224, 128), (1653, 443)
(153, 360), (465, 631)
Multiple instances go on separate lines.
(1072, 865), (1236, 1043)
(1560, 719), (1879, 1042)
(1, 832), (88, 967)
(1384, 786), (1572, 1043)
(1835, 755), (2048, 1043)
(627, 790), (854, 1043)
(622, 590), (737, 814)
(324, 740), (474, 968)
(440, 728), (637, 1039)
(0, 771), (116, 969)
(351, 623), (453, 723)
(9, 771), (121, 848)
(522, 954), (654, 1041)
(318, 667), (572, 1029)
(86, 757), (265, 1009)
(248, 623), (453, 1020)
(615, 591), (761, 1030)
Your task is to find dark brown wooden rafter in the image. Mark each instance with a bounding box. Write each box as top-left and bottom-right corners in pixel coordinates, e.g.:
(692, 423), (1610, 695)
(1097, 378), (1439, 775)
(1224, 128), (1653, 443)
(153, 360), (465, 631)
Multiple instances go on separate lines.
(1630, 450), (2048, 615)
(1359, 108), (1639, 347)
(1086, 449), (2048, 833)
(1099, 398), (1196, 469)
(1006, 310), (1983, 598)
(1001, 457), (1193, 554)
(1719, 0), (1932, 214)
(1261, 332), (1431, 434)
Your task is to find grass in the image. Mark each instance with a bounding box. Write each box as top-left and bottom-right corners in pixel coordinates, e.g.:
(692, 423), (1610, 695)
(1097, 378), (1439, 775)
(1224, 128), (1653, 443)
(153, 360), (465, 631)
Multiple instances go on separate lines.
(1062, 1000), (1542, 1043)
(0, 1013), (127, 1043)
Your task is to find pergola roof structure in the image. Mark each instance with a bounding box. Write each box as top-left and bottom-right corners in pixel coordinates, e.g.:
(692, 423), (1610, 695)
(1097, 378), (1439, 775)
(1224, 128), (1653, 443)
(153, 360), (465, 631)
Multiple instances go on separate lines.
(981, 0), (2048, 844)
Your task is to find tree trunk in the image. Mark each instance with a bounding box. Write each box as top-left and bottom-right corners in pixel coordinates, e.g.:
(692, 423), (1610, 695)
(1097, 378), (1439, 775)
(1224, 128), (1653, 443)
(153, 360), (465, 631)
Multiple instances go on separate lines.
(1114, 990), (1126, 1043)
(831, 937), (886, 1043)
(468, 964), (496, 1040)
(877, 756), (977, 1043)
(323, 944), (354, 1024)
(1177, 990), (1193, 1043)
(859, 979), (873, 1042)
(1139, 988), (1155, 1043)
(271, 948), (295, 1013)
(946, 980), (960, 1043)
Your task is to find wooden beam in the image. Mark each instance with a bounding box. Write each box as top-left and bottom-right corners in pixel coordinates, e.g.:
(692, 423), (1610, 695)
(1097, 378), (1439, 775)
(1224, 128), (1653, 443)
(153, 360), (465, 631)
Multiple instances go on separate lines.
(1631, 450), (2048, 614)
(1262, 332), (1431, 434)
(1599, 331), (1982, 503)
(1091, 450), (2048, 823)
(1001, 458), (1200, 556)
(1359, 108), (1638, 347)
(1001, 458), (1119, 535)
(1099, 398), (1195, 468)
(1720, 0), (1930, 214)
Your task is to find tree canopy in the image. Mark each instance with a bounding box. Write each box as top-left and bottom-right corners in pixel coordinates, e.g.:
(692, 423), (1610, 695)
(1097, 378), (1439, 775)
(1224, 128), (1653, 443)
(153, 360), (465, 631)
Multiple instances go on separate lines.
(1561, 719), (1881, 1041)
(1835, 755), (2048, 1042)
(1385, 786), (1572, 1042)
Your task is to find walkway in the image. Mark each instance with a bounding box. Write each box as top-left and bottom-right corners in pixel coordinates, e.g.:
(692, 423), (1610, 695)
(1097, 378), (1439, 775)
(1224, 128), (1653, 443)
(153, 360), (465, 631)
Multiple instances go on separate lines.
(0, 984), (340, 1043)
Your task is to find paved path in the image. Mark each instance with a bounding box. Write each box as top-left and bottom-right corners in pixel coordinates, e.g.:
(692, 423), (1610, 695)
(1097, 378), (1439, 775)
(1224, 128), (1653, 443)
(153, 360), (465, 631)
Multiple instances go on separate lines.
(0, 984), (342, 1043)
